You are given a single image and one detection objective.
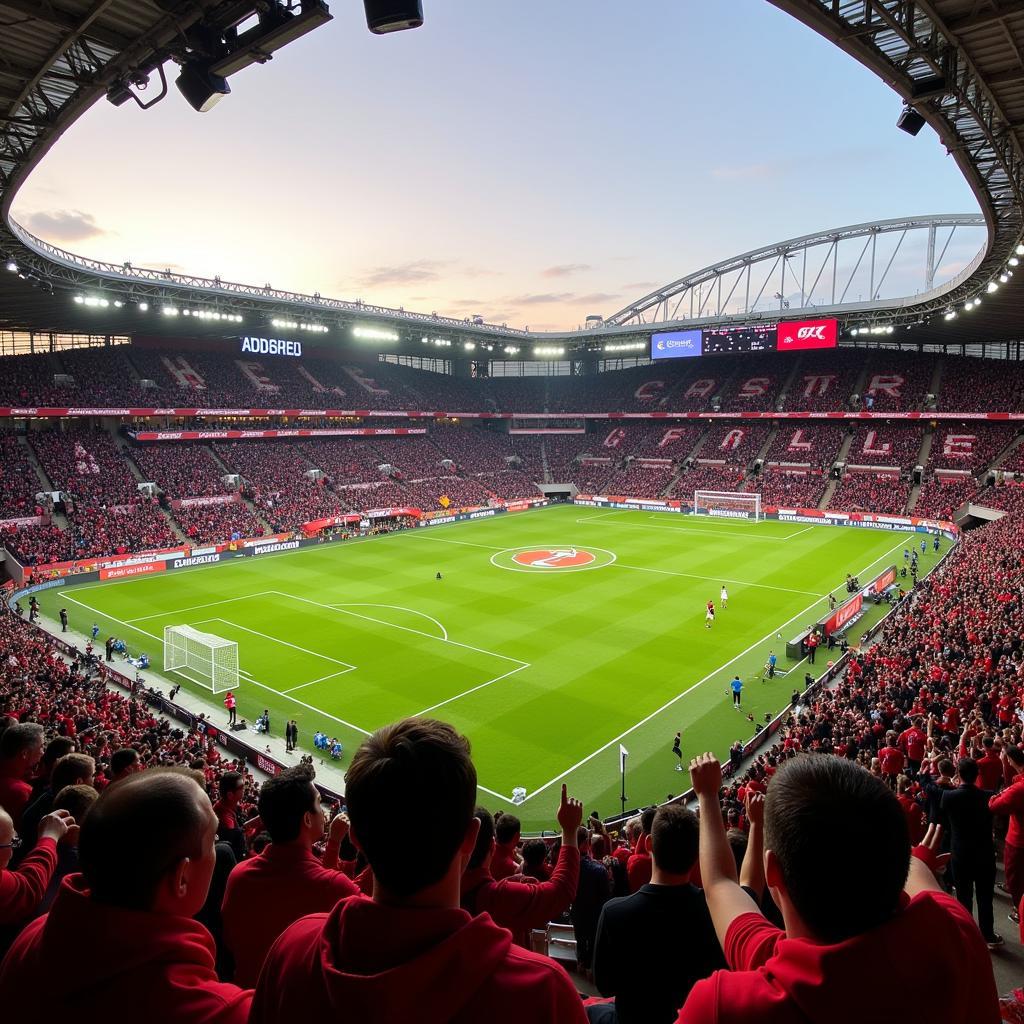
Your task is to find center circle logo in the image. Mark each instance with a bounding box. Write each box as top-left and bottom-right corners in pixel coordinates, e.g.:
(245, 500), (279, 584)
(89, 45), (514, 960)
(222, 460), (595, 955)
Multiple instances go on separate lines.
(491, 545), (617, 573)
(513, 548), (596, 568)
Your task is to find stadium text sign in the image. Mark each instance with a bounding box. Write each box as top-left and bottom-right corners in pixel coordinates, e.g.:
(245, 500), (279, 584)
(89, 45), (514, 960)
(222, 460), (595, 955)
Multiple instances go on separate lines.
(777, 318), (838, 351)
(240, 336), (302, 357)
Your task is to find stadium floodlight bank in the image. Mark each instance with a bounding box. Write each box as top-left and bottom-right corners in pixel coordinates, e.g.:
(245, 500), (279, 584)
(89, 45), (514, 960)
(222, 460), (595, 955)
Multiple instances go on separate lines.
(693, 490), (762, 521)
(163, 625), (239, 693)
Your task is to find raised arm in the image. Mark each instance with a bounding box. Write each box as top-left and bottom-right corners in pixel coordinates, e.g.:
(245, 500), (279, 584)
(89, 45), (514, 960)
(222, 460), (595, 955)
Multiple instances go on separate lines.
(690, 753), (761, 948)
(739, 792), (766, 900)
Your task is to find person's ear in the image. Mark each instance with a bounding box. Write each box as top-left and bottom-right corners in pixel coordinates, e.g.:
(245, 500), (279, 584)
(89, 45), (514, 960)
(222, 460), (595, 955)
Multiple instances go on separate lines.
(459, 816), (481, 861)
(764, 847), (784, 892)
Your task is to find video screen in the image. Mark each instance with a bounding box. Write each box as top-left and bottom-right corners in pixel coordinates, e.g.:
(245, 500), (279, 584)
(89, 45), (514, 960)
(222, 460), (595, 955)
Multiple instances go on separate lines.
(776, 318), (838, 351)
(650, 329), (703, 360)
(702, 323), (777, 354)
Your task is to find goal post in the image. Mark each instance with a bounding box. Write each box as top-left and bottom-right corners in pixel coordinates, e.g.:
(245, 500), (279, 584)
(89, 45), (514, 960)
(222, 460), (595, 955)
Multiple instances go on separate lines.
(693, 490), (762, 522)
(163, 625), (239, 694)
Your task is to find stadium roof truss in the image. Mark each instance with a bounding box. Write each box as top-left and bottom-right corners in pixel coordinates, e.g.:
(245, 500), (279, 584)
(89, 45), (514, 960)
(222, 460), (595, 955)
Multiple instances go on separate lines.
(0, 1), (1022, 347)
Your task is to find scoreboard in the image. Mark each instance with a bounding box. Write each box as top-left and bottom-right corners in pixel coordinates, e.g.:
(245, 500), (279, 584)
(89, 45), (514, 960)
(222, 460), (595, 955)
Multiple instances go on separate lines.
(650, 318), (837, 361)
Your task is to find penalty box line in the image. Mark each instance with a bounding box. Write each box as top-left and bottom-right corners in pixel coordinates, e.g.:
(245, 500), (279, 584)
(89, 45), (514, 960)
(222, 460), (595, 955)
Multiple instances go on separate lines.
(61, 593), (373, 739)
(515, 534), (911, 806)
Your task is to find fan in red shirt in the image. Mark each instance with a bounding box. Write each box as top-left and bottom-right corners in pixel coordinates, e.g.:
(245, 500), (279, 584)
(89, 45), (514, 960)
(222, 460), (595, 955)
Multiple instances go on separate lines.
(250, 718), (586, 1024)
(490, 813), (523, 881)
(0, 768), (251, 1023)
(0, 724), (45, 829)
(220, 763), (358, 986)
(989, 747), (1024, 913)
(626, 806), (656, 893)
(0, 806), (72, 925)
(877, 731), (905, 784)
(897, 717), (928, 776)
(974, 737), (1005, 792)
(678, 752), (999, 1024)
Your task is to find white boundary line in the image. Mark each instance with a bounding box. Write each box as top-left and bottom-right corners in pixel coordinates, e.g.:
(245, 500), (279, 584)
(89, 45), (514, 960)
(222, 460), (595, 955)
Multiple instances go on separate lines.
(576, 511), (806, 541)
(196, 618), (357, 673)
(334, 603), (449, 641)
(283, 670), (356, 695)
(613, 563), (821, 597)
(515, 534), (910, 804)
(126, 592), (276, 623)
(412, 663), (531, 717)
(271, 591), (528, 668)
(490, 545), (618, 574)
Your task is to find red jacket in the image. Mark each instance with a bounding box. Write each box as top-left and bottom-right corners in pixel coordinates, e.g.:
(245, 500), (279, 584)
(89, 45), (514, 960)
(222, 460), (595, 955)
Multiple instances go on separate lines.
(976, 753), (1003, 793)
(0, 773), (33, 828)
(990, 775), (1024, 848)
(0, 837), (56, 925)
(462, 846), (580, 948)
(491, 843), (520, 881)
(0, 874), (251, 1024)
(249, 895), (587, 1024)
(626, 851), (652, 893)
(678, 892), (998, 1024)
(221, 842), (359, 986)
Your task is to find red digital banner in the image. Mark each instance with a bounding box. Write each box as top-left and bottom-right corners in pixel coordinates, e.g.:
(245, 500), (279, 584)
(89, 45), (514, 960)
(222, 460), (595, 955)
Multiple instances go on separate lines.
(870, 565), (897, 594)
(776, 318), (838, 351)
(99, 560), (166, 581)
(131, 427), (427, 441)
(822, 592), (863, 635)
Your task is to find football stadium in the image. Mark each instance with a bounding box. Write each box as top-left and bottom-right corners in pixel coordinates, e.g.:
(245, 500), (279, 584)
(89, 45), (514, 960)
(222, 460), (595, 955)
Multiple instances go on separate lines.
(0, 2), (1023, 1019)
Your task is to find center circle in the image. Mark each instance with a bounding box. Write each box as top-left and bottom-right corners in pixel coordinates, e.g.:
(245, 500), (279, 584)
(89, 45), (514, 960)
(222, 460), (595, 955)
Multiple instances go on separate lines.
(491, 546), (617, 573)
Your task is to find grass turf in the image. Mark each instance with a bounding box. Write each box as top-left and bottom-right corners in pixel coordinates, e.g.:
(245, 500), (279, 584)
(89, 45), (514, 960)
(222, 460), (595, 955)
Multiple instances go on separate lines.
(38, 504), (943, 831)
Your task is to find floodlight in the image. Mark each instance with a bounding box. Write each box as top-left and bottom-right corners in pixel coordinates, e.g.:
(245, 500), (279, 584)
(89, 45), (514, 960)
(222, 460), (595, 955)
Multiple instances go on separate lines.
(176, 62), (230, 112)
(364, 0), (423, 33)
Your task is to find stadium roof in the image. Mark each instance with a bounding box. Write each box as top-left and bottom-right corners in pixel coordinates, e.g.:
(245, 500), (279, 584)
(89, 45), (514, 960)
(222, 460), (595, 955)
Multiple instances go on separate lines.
(0, 1), (1022, 354)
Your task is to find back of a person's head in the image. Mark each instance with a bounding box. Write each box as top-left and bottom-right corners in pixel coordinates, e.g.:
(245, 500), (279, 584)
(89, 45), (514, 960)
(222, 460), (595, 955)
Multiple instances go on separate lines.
(495, 813), (520, 845)
(345, 718), (477, 898)
(51, 753), (95, 791)
(640, 805), (657, 835)
(468, 806), (494, 870)
(957, 758), (979, 785)
(42, 737), (75, 769)
(521, 838), (547, 871)
(79, 768), (210, 911)
(219, 771), (243, 799)
(257, 762), (317, 842)
(938, 758), (955, 777)
(0, 722), (43, 760)
(650, 804), (699, 876)
(1007, 746), (1024, 769)
(764, 755), (909, 943)
(982, 736), (994, 751)
(53, 783), (99, 823)
(110, 748), (139, 776)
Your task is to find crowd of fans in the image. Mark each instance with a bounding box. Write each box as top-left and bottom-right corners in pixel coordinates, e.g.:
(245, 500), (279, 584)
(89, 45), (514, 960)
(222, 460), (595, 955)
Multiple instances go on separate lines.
(827, 473), (911, 515)
(846, 423), (925, 467)
(929, 424), (1018, 473)
(861, 353), (937, 412)
(761, 423), (845, 467)
(174, 501), (267, 546)
(914, 477), (981, 520)
(0, 434), (42, 520)
(749, 470), (827, 509)
(130, 443), (231, 499)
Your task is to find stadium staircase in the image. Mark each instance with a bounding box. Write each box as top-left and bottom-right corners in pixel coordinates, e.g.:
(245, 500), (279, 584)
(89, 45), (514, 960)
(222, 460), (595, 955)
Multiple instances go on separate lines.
(928, 359), (945, 407)
(818, 478), (839, 510)
(850, 362), (870, 408)
(906, 481), (923, 513)
(776, 356), (804, 410)
(753, 426), (778, 465)
(539, 439), (551, 482)
(20, 435), (55, 495)
(991, 430), (1024, 470)
(206, 445), (275, 533)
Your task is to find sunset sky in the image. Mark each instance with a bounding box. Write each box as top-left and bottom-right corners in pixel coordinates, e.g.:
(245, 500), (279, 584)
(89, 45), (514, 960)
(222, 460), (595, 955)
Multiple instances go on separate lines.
(12, 0), (980, 331)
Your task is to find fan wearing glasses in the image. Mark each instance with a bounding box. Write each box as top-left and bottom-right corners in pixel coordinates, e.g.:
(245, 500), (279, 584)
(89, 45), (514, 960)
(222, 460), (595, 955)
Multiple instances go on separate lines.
(0, 805), (74, 925)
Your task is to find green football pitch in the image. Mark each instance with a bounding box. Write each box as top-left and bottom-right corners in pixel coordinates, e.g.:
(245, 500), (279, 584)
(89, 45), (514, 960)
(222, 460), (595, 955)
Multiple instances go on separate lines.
(38, 505), (943, 831)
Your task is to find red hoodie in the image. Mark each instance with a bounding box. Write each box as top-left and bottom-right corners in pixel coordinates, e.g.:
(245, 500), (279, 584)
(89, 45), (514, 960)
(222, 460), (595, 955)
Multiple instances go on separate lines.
(249, 895), (587, 1024)
(0, 837), (56, 925)
(990, 774), (1024, 848)
(461, 845), (579, 948)
(491, 843), (520, 881)
(0, 875), (252, 1024)
(221, 841), (359, 986)
(677, 891), (998, 1024)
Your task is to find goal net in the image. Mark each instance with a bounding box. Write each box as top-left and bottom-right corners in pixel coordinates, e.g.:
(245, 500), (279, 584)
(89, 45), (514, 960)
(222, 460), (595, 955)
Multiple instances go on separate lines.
(163, 625), (239, 694)
(693, 490), (762, 522)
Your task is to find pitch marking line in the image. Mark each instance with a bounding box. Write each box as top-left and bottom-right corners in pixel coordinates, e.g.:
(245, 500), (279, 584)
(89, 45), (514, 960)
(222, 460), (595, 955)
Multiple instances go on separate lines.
(126, 592), (277, 623)
(412, 534), (504, 552)
(516, 534), (910, 805)
(270, 591), (528, 669)
(576, 511), (807, 541)
(331, 603), (449, 641)
(614, 563), (820, 598)
(412, 662), (531, 717)
(61, 593), (373, 738)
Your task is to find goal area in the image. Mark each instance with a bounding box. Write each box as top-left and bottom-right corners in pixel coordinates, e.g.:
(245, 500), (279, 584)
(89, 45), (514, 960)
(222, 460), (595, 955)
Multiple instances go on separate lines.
(693, 490), (762, 522)
(163, 625), (239, 694)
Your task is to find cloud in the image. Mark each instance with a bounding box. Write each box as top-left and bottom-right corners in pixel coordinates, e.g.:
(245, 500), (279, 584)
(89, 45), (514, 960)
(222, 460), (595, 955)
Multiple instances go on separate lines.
(622, 281), (657, 290)
(575, 292), (620, 304)
(23, 209), (106, 242)
(356, 259), (448, 287)
(507, 292), (576, 305)
(461, 265), (502, 279)
(541, 263), (591, 278)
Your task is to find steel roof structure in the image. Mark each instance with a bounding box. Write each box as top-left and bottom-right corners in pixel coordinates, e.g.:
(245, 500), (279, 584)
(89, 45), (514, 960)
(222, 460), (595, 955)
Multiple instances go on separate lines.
(0, 0), (1022, 355)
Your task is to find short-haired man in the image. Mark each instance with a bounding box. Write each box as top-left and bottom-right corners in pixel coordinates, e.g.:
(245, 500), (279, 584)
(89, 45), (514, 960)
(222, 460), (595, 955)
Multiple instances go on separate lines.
(0, 724), (45, 828)
(214, 771), (247, 861)
(250, 718), (586, 1023)
(491, 812), (522, 881)
(109, 747), (142, 783)
(19, 754), (95, 856)
(626, 806), (656, 893)
(462, 790), (583, 949)
(678, 752), (998, 1022)
(221, 763), (358, 986)
(590, 804), (727, 1024)
(0, 769), (252, 1022)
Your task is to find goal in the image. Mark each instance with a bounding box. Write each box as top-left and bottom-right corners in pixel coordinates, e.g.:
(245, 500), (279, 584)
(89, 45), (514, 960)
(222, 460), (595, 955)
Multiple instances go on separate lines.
(163, 625), (239, 694)
(693, 490), (762, 522)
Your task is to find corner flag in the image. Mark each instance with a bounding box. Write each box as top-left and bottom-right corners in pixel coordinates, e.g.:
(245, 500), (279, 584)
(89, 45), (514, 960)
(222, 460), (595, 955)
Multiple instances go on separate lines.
(619, 744), (629, 772)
